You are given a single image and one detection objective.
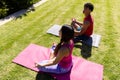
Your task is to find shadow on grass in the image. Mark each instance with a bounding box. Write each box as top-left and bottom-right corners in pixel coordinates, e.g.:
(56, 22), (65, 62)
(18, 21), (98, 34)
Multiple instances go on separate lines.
(36, 72), (55, 80)
(74, 42), (92, 59)
(14, 5), (36, 20)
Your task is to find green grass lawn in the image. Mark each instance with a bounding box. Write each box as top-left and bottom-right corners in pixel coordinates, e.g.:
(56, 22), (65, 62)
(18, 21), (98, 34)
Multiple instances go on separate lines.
(0, 0), (120, 80)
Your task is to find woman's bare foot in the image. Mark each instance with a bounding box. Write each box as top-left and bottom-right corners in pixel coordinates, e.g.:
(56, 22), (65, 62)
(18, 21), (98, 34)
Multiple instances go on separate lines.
(34, 62), (39, 68)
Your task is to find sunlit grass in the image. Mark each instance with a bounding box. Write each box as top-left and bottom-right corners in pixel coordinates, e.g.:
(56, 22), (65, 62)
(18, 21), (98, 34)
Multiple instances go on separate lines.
(0, 0), (120, 80)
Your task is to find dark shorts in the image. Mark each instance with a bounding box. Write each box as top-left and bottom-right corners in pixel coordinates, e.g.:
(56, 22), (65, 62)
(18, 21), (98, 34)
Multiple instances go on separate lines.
(74, 35), (90, 43)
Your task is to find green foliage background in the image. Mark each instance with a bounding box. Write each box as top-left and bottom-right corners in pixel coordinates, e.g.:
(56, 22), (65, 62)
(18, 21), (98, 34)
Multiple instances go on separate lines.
(0, 0), (40, 18)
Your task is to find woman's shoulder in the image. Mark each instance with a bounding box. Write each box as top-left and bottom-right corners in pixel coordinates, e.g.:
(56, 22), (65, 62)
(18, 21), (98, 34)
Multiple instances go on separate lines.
(58, 46), (70, 56)
(59, 46), (69, 52)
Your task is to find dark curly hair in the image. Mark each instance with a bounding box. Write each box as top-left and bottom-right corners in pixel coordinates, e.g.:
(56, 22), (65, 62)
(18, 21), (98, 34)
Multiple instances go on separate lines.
(84, 3), (94, 12)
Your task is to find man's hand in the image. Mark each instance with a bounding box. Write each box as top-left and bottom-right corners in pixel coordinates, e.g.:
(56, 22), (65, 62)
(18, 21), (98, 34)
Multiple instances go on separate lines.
(72, 18), (76, 22)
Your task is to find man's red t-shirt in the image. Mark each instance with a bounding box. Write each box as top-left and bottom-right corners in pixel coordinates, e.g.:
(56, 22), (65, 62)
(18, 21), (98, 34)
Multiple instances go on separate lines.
(83, 15), (94, 37)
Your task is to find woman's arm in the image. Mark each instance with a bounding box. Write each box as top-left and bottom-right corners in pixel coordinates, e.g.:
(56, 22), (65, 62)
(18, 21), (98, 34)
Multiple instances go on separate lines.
(49, 52), (55, 59)
(36, 47), (69, 67)
(49, 43), (56, 59)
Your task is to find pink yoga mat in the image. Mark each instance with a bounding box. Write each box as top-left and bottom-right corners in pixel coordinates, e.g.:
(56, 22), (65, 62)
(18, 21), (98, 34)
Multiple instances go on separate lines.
(12, 44), (103, 80)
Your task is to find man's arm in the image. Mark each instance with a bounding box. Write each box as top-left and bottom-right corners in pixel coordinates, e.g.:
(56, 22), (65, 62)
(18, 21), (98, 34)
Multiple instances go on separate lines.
(72, 18), (83, 26)
(74, 21), (90, 36)
(75, 20), (83, 26)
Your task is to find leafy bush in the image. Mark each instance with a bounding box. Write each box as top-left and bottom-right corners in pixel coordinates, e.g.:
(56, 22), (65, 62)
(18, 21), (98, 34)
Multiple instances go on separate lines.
(0, 0), (40, 18)
(0, 8), (8, 18)
(0, 0), (8, 18)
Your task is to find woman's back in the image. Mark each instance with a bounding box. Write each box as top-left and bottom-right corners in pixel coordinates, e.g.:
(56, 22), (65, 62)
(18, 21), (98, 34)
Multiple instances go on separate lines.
(59, 40), (74, 68)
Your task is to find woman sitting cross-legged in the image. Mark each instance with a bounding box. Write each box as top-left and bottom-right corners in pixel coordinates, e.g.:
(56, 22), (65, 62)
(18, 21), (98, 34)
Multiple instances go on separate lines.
(35, 24), (74, 74)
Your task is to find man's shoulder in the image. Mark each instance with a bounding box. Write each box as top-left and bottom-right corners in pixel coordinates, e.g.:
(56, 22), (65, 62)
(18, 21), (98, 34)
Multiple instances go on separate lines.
(85, 15), (93, 23)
